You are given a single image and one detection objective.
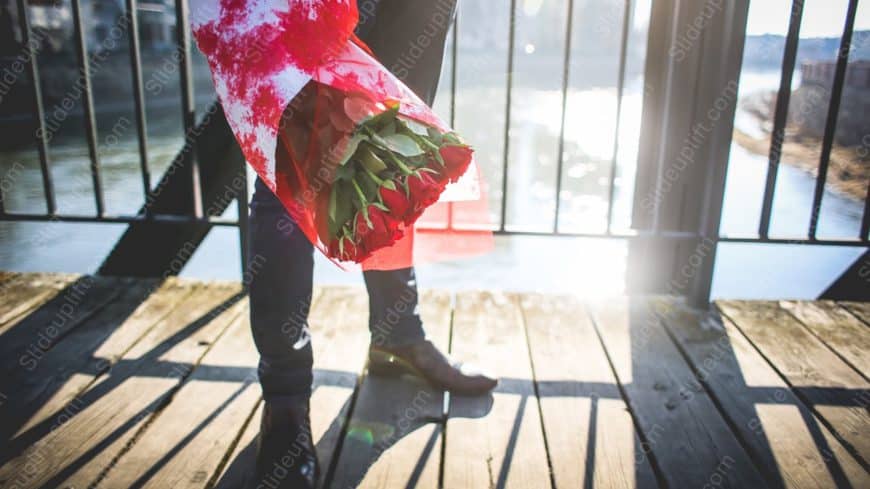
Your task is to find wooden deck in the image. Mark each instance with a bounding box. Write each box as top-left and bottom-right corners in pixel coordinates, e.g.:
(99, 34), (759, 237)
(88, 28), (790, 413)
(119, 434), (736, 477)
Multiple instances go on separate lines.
(0, 272), (867, 489)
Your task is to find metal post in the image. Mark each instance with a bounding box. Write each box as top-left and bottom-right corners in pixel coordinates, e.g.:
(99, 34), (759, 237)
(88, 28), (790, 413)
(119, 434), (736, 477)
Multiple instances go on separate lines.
(552, 0), (574, 233)
(15, 0), (55, 215)
(125, 0), (154, 212)
(629, 0), (751, 305)
(499, 0), (517, 232)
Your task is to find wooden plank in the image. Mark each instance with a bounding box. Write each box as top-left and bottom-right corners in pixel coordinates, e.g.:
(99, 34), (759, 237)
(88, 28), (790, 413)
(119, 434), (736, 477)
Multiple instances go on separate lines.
(442, 291), (550, 489)
(839, 301), (870, 326)
(658, 301), (870, 489)
(205, 286), (369, 489)
(718, 300), (870, 464)
(520, 293), (659, 489)
(308, 286), (372, 487)
(781, 300), (870, 377)
(0, 272), (79, 334)
(590, 298), (768, 489)
(0, 282), (245, 489)
(213, 400), (262, 489)
(97, 300), (260, 488)
(0, 277), (179, 444)
(0, 275), (127, 374)
(330, 289), (451, 489)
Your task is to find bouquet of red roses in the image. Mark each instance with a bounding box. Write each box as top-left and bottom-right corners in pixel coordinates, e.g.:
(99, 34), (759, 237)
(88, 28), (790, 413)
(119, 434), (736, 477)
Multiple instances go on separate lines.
(191, 0), (489, 269)
(276, 81), (473, 263)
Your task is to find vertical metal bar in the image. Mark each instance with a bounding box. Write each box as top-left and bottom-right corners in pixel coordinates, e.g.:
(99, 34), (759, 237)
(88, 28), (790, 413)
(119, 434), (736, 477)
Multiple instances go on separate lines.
(70, 0), (105, 216)
(15, 0), (55, 214)
(499, 0), (517, 232)
(758, 0), (804, 239)
(174, 0), (203, 217)
(808, 0), (857, 240)
(606, 0), (632, 234)
(861, 179), (870, 240)
(449, 11), (458, 129)
(237, 165), (249, 284)
(552, 0), (574, 233)
(125, 0), (153, 213)
(447, 11), (458, 230)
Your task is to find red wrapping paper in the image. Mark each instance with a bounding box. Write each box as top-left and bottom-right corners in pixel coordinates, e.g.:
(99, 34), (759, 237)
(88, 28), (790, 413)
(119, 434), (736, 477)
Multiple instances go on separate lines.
(190, 0), (491, 270)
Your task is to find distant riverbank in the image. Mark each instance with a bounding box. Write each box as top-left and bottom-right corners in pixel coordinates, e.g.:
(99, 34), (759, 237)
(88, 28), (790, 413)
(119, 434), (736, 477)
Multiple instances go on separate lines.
(734, 88), (868, 202)
(732, 128), (868, 202)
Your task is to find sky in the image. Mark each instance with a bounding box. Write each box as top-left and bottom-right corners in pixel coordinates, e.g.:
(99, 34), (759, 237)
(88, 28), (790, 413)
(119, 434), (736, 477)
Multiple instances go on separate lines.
(745, 0), (870, 37)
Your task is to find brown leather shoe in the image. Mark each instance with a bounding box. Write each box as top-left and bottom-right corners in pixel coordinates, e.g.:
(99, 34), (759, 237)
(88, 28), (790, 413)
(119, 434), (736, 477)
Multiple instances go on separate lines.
(254, 396), (319, 489)
(368, 339), (498, 395)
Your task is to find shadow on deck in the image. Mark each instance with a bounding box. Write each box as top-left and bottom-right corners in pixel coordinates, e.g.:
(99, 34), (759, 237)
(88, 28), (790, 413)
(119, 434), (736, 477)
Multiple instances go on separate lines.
(0, 272), (867, 488)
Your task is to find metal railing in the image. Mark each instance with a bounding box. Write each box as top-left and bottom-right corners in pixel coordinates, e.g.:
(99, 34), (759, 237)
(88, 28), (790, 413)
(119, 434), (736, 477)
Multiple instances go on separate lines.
(725, 0), (868, 248)
(436, 0), (643, 240)
(3, 0), (249, 275)
(2, 0), (866, 298)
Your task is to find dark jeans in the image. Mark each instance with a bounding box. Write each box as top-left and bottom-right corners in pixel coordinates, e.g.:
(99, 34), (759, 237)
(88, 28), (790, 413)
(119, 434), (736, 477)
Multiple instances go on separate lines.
(249, 0), (456, 400)
(249, 177), (425, 400)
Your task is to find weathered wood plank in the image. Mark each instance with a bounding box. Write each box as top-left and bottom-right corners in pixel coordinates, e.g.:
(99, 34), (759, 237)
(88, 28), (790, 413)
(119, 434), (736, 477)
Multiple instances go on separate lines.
(97, 300), (259, 488)
(0, 277), (177, 445)
(658, 301), (869, 488)
(0, 282), (245, 489)
(208, 286), (368, 489)
(330, 289), (451, 489)
(213, 400), (262, 489)
(0, 275), (127, 375)
(590, 298), (768, 489)
(838, 301), (870, 326)
(442, 291), (550, 489)
(0, 272), (79, 334)
(308, 286), (372, 487)
(520, 293), (659, 489)
(718, 300), (870, 464)
(781, 300), (870, 377)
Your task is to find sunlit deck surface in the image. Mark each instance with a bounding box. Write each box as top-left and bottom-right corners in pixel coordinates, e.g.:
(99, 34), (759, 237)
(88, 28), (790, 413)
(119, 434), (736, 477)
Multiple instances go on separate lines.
(0, 272), (867, 488)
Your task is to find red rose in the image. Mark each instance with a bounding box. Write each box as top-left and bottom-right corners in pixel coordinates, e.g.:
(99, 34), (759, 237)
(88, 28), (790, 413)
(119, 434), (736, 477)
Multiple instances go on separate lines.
(405, 170), (447, 224)
(328, 235), (364, 262)
(354, 205), (404, 254)
(380, 185), (411, 220)
(438, 145), (474, 183)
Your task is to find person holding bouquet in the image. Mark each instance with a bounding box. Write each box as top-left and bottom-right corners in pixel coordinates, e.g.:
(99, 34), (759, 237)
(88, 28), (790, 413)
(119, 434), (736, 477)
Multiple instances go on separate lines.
(191, 1), (496, 487)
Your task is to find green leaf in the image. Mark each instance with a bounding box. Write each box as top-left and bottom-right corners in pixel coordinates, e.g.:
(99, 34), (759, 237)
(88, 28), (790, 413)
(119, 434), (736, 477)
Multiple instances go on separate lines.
(443, 131), (463, 145)
(396, 120), (440, 152)
(380, 133), (424, 157)
(337, 134), (367, 166)
(380, 120), (397, 137)
(328, 185), (338, 222)
(364, 130), (391, 151)
(358, 171), (380, 201)
(432, 147), (445, 166)
(335, 163), (356, 181)
(359, 102), (400, 130)
(427, 127), (444, 145)
(397, 116), (431, 136)
(328, 181), (355, 238)
(351, 177), (368, 207)
(383, 149), (414, 175)
(359, 145), (388, 173)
